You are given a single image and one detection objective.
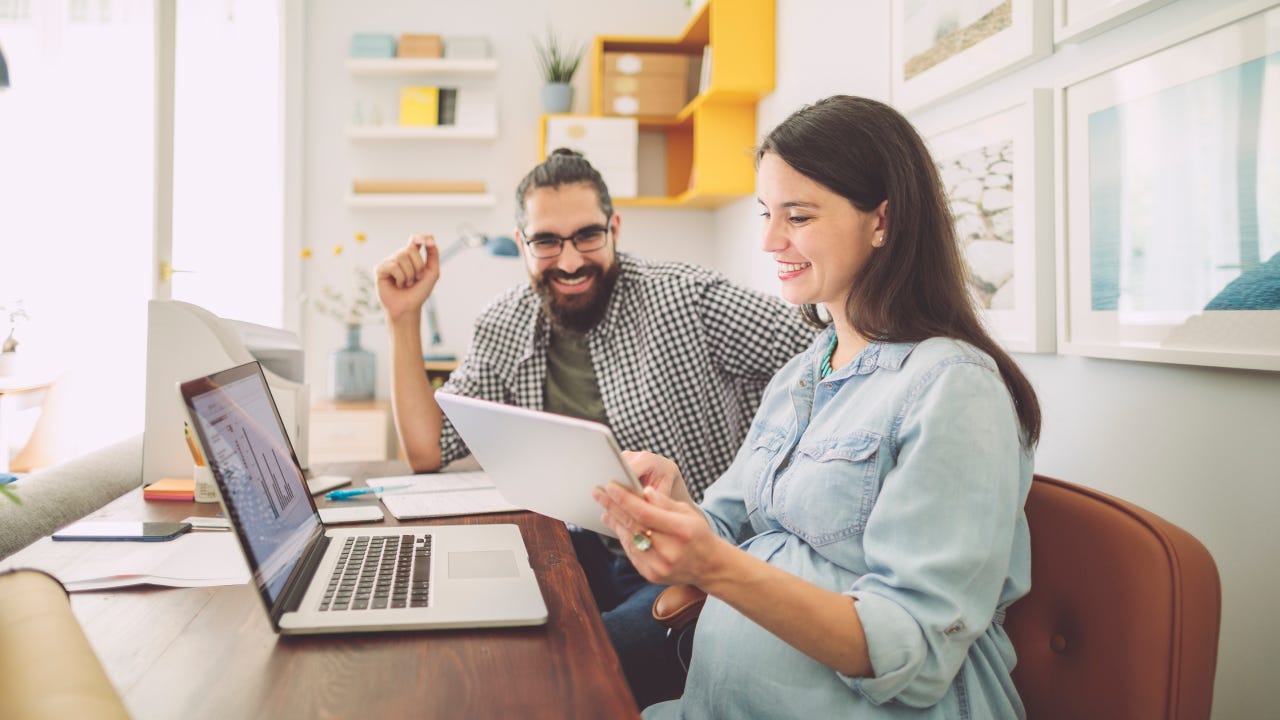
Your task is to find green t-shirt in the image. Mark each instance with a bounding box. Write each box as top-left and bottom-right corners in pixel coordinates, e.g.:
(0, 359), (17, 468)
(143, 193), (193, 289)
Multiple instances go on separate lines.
(544, 328), (608, 426)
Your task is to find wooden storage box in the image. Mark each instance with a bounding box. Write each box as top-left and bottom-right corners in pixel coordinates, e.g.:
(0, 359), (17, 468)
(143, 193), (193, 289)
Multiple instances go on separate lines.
(397, 33), (443, 58)
(602, 51), (694, 116)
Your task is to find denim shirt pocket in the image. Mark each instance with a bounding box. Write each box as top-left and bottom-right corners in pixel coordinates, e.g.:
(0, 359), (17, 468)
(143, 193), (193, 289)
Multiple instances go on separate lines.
(775, 430), (881, 546)
(743, 426), (786, 519)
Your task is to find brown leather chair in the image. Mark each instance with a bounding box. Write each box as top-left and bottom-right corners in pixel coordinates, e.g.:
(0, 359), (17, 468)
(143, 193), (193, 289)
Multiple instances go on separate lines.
(654, 473), (1222, 719)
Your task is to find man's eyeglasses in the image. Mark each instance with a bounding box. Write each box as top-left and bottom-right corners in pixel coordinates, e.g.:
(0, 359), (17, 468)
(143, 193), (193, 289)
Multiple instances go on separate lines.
(523, 225), (611, 259)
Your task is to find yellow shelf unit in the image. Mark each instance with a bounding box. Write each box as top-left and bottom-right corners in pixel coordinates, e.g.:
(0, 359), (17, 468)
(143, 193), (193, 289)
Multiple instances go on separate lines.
(575, 0), (775, 208)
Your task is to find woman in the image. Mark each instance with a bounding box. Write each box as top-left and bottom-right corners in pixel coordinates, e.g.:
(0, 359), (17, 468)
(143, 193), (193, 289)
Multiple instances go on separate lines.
(594, 96), (1040, 719)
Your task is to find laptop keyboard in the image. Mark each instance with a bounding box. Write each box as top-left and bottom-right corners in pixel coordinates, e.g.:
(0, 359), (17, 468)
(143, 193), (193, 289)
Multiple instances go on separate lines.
(319, 533), (433, 612)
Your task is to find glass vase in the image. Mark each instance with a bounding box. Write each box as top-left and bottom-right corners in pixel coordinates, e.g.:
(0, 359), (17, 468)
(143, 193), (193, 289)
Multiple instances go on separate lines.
(330, 324), (375, 401)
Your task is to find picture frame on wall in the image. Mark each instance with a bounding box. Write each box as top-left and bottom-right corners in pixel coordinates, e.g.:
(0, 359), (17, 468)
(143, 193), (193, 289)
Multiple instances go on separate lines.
(1054, 0), (1175, 45)
(924, 90), (1056, 354)
(1058, 4), (1280, 372)
(890, 0), (1051, 112)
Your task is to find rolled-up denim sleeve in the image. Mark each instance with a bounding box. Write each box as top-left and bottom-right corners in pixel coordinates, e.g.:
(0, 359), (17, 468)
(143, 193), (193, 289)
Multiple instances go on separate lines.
(843, 359), (1026, 707)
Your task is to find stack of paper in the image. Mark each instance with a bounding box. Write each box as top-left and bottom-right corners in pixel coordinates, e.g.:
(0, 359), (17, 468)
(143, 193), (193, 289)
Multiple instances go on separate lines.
(368, 472), (521, 520)
(144, 477), (195, 501)
(0, 533), (249, 592)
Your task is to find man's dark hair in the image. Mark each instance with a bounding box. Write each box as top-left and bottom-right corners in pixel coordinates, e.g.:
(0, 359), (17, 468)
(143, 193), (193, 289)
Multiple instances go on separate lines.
(515, 148), (614, 228)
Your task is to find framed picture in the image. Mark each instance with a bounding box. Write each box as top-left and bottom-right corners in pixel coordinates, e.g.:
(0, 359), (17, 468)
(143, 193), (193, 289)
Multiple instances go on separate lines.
(1054, 0), (1175, 45)
(1058, 4), (1280, 371)
(891, 0), (1051, 112)
(925, 90), (1056, 353)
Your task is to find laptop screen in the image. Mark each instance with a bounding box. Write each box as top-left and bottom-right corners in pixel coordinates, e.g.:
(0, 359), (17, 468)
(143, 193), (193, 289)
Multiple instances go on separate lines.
(181, 361), (319, 607)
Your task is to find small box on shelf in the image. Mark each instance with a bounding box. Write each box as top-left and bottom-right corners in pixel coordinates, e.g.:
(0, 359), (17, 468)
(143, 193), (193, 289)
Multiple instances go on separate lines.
(544, 115), (639, 198)
(444, 36), (491, 60)
(397, 34), (442, 58)
(602, 51), (697, 117)
(350, 33), (396, 59)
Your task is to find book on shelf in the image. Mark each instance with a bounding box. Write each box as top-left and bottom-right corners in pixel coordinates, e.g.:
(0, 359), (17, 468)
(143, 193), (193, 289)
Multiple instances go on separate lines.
(352, 179), (487, 194)
(400, 86), (440, 126)
(437, 87), (458, 125)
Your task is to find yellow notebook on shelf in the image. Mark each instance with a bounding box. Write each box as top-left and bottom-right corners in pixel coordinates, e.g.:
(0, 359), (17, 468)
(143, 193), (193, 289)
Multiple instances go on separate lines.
(399, 86), (440, 126)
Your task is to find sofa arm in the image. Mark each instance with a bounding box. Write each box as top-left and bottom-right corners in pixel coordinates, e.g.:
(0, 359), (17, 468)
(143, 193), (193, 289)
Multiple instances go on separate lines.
(0, 434), (142, 561)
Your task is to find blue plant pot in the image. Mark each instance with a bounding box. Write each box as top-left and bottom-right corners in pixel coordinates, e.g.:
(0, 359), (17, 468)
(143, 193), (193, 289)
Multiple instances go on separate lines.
(542, 82), (574, 113)
(330, 324), (375, 401)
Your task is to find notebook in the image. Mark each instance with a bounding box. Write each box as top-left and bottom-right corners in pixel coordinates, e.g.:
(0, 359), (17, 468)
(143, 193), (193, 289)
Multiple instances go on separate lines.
(178, 361), (547, 634)
(434, 393), (642, 538)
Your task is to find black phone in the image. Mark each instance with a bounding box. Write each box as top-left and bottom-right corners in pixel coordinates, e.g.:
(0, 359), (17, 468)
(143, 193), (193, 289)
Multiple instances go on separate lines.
(52, 520), (193, 542)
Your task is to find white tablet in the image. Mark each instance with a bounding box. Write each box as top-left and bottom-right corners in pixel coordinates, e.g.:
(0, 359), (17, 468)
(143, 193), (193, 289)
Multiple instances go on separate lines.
(435, 393), (643, 538)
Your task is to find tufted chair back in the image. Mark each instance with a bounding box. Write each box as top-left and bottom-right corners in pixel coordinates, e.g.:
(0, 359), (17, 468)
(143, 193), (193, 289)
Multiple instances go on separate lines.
(1003, 474), (1221, 719)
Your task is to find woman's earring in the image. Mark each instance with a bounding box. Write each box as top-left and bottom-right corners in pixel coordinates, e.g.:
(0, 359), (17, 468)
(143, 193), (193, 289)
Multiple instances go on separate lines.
(872, 234), (885, 248)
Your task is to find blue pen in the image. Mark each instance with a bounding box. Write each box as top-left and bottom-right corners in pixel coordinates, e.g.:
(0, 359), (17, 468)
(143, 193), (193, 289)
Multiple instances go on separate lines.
(325, 484), (411, 500)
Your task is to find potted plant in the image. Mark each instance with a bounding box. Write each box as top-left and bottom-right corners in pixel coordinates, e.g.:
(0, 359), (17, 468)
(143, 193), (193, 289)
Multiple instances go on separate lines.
(533, 28), (584, 114)
(0, 299), (28, 376)
(301, 233), (384, 401)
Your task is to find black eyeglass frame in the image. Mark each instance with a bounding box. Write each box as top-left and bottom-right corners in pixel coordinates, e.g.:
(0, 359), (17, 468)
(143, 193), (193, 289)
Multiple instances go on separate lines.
(521, 224), (612, 259)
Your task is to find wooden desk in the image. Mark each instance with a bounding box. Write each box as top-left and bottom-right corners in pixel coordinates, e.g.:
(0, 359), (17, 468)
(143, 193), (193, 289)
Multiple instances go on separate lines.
(5, 461), (637, 719)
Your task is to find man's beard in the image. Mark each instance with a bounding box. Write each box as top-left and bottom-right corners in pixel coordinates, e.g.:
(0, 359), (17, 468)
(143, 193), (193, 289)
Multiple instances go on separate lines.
(532, 260), (621, 333)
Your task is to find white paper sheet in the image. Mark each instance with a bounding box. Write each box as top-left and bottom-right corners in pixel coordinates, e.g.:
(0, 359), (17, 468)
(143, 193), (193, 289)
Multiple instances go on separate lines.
(365, 471), (523, 520)
(0, 532), (250, 592)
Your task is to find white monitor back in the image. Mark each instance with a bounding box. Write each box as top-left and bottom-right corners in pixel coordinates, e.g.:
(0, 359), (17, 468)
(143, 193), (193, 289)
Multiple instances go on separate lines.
(143, 300), (310, 486)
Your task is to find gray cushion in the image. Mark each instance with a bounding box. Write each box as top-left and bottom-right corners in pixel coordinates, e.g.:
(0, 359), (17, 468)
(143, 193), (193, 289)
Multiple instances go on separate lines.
(0, 435), (142, 560)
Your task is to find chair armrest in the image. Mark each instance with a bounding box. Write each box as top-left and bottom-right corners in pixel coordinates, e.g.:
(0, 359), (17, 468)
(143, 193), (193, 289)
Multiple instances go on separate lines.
(653, 584), (708, 631)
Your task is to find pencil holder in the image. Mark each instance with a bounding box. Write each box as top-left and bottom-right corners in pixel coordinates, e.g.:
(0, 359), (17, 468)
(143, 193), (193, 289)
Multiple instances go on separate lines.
(194, 464), (219, 504)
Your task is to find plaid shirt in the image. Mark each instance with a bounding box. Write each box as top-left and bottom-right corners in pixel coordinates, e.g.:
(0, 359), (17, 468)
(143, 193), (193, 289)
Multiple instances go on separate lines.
(439, 253), (816, 501)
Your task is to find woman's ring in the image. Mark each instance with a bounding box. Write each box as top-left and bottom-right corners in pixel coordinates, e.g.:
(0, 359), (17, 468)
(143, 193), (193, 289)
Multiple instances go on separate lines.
(632, 531), (653, 552)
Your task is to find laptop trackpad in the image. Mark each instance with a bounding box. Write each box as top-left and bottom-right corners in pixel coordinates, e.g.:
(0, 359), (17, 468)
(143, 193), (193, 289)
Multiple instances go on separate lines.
(448, 550), (519, 579)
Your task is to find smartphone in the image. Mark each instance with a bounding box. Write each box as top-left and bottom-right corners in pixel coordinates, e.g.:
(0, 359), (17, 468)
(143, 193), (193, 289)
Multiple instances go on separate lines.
(317, 506), (385, 525)
(52, 520), (193, 542)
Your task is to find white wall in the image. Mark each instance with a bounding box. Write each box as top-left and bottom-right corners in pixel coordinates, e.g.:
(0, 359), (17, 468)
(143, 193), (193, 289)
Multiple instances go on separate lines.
(711, 1), (1278, 717)
(301, 0), (713, 399)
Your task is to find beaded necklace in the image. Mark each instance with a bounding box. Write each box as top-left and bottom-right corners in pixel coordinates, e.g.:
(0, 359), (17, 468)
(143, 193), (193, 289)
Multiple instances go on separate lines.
(818, 332), (838, 379)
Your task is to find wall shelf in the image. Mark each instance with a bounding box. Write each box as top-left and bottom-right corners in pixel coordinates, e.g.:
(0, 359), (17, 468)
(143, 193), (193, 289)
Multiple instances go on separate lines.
(570, 0), (775, 208)
(346, 58), (499, 76)
(347, 125), (498, 140)
(345, 43), (499, 212)
(346, 193), (497, 208)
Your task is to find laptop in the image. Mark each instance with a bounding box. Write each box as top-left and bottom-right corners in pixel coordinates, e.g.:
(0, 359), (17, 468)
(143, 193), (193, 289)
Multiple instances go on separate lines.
(178, 361), (547, 634)
(435, 393), (642, 539)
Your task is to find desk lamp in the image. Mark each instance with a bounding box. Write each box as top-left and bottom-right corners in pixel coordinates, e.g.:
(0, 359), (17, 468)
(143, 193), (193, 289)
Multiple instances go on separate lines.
(423, 226), (520, 361)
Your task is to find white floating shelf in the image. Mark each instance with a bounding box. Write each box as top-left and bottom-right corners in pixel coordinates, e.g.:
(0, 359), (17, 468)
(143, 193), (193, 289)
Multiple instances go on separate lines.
(347, 125), (498, 141)
(346, 193), (497, 208)
(347, 58), (499, 76)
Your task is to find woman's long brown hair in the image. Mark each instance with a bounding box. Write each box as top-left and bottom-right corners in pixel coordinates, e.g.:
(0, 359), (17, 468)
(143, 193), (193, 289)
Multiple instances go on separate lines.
(758, 95), (1041, 446)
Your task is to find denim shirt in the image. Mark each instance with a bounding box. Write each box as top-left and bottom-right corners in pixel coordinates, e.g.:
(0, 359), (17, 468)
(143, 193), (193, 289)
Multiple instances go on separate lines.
(648, 331), (1032, 720)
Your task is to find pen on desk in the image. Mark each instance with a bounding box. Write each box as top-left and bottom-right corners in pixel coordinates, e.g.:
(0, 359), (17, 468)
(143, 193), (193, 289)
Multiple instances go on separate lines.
(183, 422), (206, 467)
(326, 484), (412, 501)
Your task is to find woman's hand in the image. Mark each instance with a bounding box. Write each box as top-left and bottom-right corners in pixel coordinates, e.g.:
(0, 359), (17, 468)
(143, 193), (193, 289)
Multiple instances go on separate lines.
(622, 450), (695, 505)
(375, 234), (439, 323)
(593, 482), (726, 588)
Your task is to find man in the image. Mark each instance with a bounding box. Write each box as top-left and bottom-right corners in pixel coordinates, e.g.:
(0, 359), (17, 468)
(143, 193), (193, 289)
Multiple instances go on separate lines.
(376, 149), (814, 705)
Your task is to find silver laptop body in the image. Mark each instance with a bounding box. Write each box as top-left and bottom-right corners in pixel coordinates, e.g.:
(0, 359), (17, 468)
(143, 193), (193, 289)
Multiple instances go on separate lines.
(179, 361), (547, 634)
